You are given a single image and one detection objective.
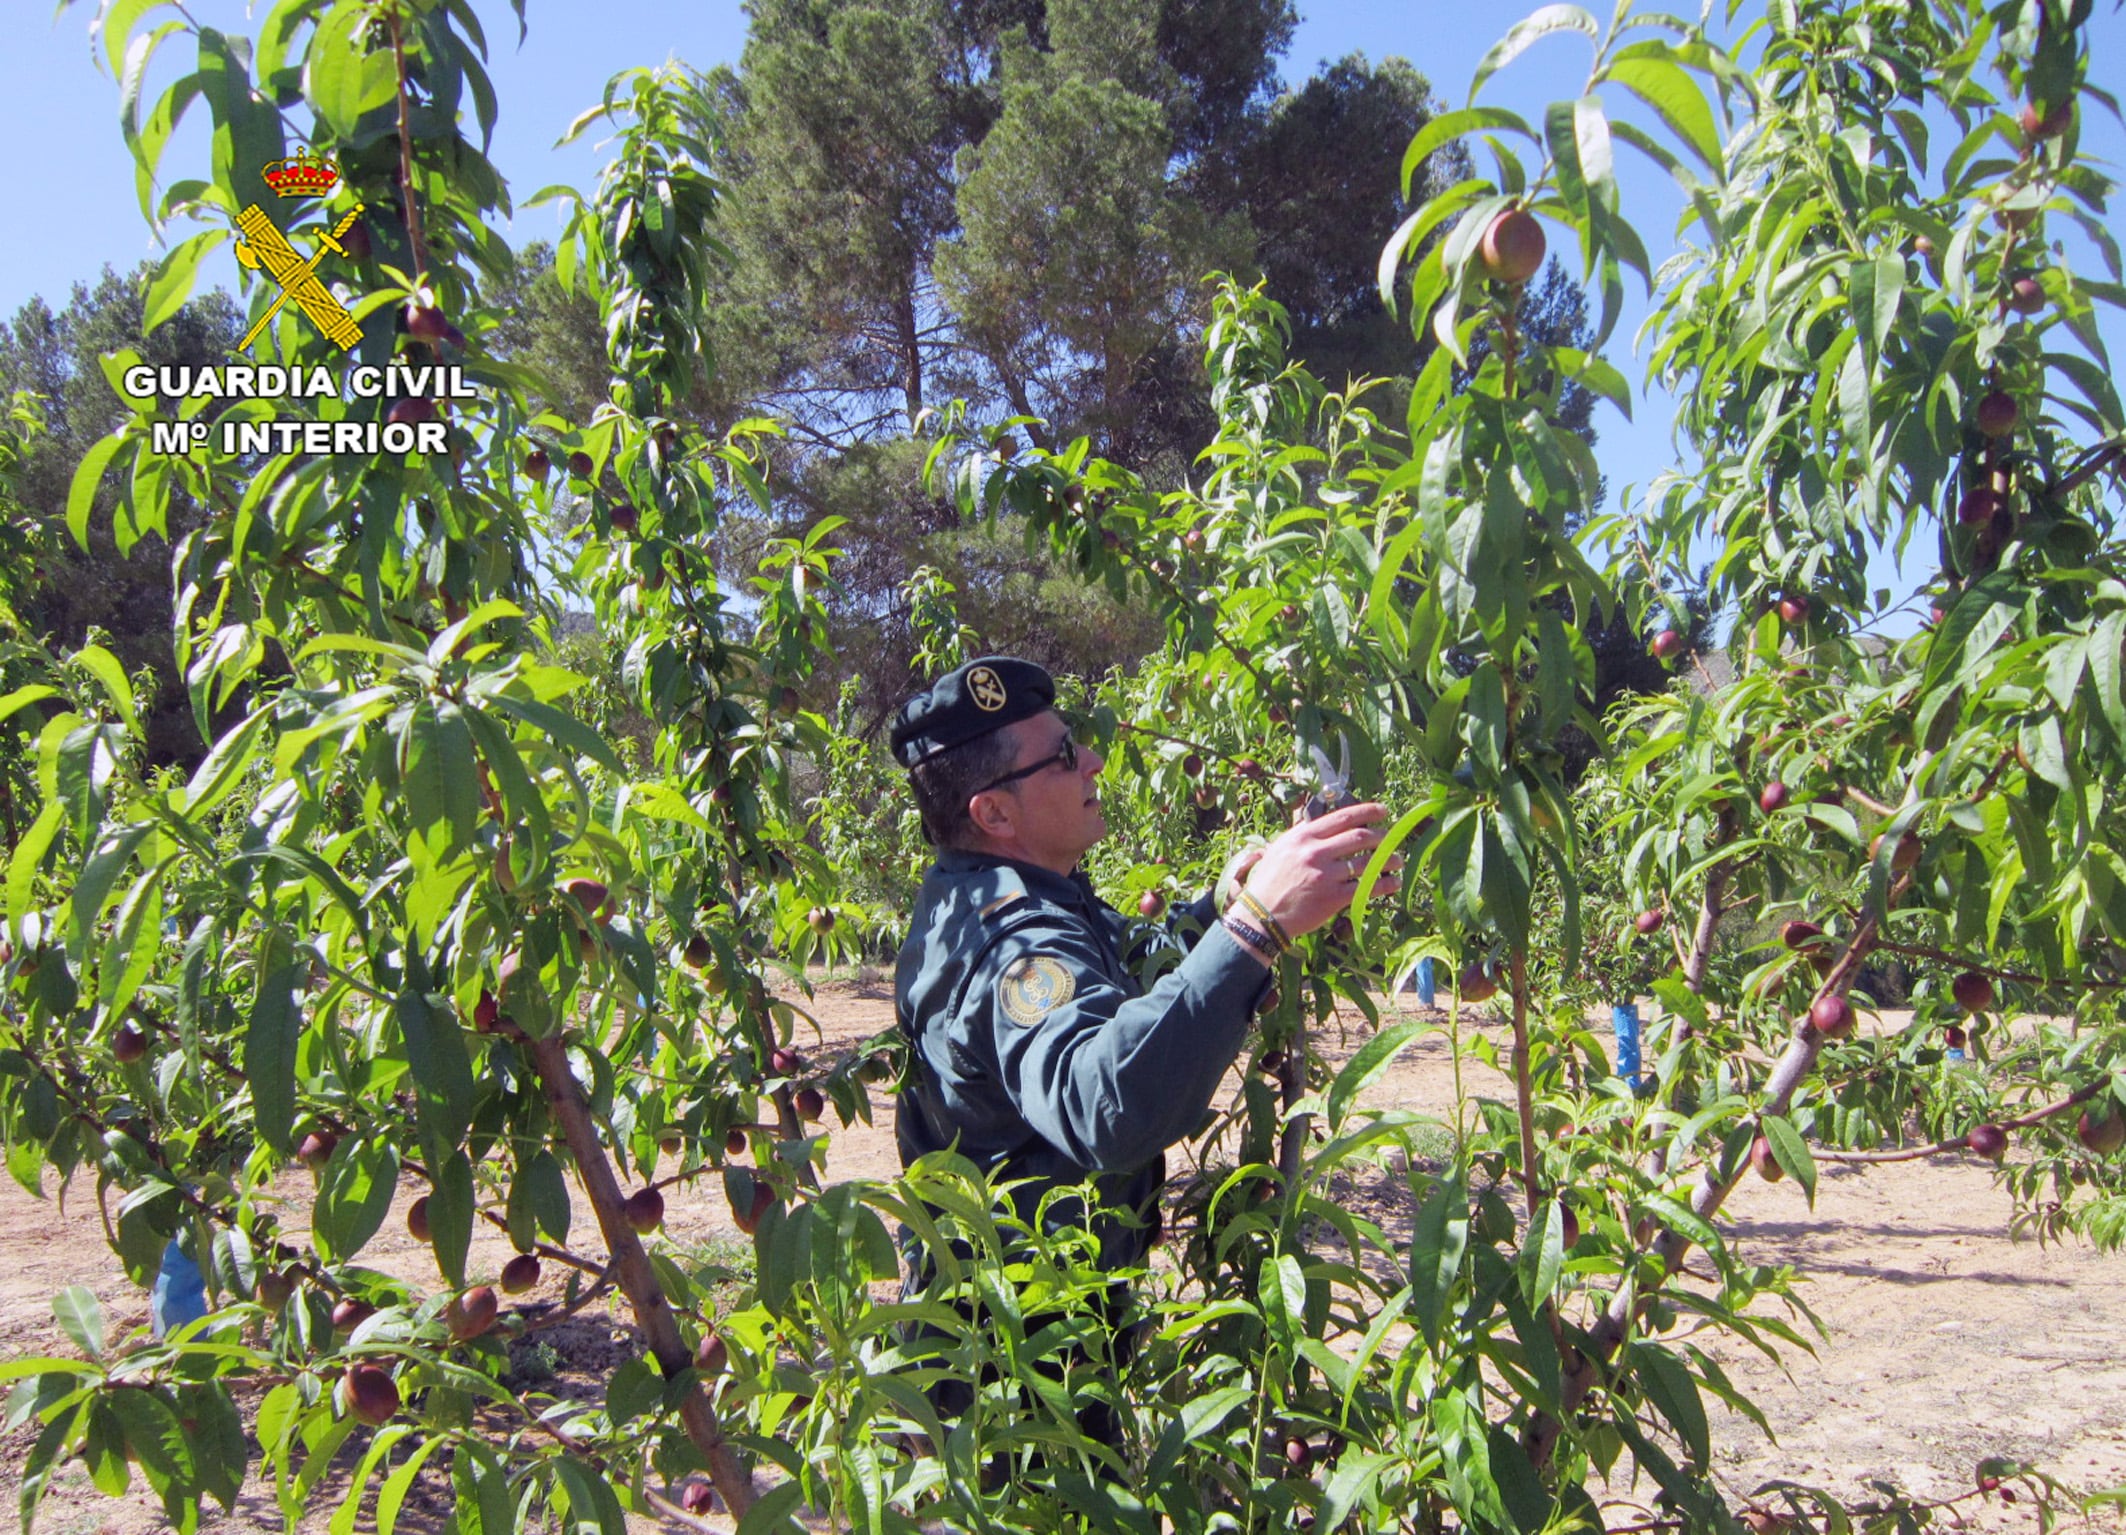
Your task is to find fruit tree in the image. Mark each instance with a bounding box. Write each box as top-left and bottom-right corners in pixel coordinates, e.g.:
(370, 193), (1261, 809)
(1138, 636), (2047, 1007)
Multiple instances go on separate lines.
(2, 0), (2123, 1530)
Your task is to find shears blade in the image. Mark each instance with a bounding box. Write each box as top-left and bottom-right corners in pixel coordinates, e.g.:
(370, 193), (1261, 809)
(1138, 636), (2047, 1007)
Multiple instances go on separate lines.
(1303, 733), (1356, 820)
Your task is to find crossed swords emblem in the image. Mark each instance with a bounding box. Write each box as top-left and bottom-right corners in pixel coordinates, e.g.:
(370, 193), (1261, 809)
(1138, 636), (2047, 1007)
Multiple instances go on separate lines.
(232, 201), (366, 352)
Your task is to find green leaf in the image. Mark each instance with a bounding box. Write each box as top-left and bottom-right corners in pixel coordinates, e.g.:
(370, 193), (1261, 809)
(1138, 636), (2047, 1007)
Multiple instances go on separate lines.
(553, 1456), (631, 1534)
(1409, 1171), (1469, 1345)
(490, 692), (624, 773)
(1605, 51), (1724, 177)
(374, 1432), (446, 1535)
(313, 1138), (401, 1263)
(1403, 108), (1537, 197)
(70, 647), (139, 738)
(757, 1196), (810, 1318)
(1487, 1423), (1553, 1533)
(1152, 1382), (1248, 1488)
(733, 1479), (806, 1535)
(1848, 252), (1904, 364)
(52, 1288), (105, 1361)
(1471, 6), (1599, 99)
(105, 1385), (192, 1484)
(1435, 1388), (1511, 1530)
(69, 821), (150, 953)
(130, 66), (203, 225)
(98, 861), (166, 1024)
(1518, 1197), (1565, 1308)
(239, 845), (371, 945)
(401, 699), (480, 863)
(1264, 1253), (1307, 1346)
(1759, 1114), (1817, 1206)
(272, 685), (399, 775)
(2044, 349), (2125, 431)
(426, 599), (524, 667)
(395, 987), (475, 1161)
(99, 0), (167, 75)
(307, 0), (399, 134)
(6, 802), (64, 929)
(1571, 95), (1617, 217)
(67, 433), (127, 548)
(451, 1439), (518, 1535)
(433, 702), (483, 854)
(20, 1404), (83, 1531)
(176, 1379), (246, 1510)
(1630, 1342), (1711, 1467)
(1326, 1018), (1434, 1132)
(2091, 610), (2125, 742)
(182, 703), (271, 817)
(520, 1148), (571, 1247)
(605, 1356), (662, 1426)
(295, 633), (428, 667)
(460, 704), (551, 850)
(0, 684), (58, 727)
(245, 962), (306, 1157)
(142, 228), (228, 334)
(1319, 1448), (1391, 1529)
(329, 1424), (414, 1535)
(1837, 337), (1872, 447)
(429, 1149), (476, 1291)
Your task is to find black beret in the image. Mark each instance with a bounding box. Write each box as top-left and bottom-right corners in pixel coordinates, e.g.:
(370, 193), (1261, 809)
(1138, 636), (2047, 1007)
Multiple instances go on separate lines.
(891, 656), (1056, 769)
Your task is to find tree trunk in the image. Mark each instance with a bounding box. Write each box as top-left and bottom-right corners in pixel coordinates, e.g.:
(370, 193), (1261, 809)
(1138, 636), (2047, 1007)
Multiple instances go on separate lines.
(895, 281), (923, 432)
(1523, 901), (1893, 1471)
(1275, 1031), (1309, 1185)
(1506, 950), (1543, 1218)
(526, 1035), (758, 1516)
(1681, 805), (1740, 1000)
(995, 357), (1052, 454)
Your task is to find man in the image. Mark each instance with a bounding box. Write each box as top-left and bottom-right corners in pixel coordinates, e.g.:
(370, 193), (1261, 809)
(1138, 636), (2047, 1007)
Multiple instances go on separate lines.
(888, 655), (1399, 1272)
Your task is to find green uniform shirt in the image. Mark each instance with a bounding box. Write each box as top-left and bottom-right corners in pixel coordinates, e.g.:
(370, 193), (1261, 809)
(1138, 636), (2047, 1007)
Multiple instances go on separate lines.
(894, 849), (1272, 1270)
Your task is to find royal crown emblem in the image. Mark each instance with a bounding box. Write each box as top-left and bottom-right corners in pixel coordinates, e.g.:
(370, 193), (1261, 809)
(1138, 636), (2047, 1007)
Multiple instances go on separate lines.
(261, 150), (341, 200)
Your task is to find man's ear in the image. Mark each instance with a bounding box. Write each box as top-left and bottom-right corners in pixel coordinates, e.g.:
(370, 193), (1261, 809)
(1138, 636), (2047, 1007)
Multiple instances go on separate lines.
(967, 788), (1013, 839)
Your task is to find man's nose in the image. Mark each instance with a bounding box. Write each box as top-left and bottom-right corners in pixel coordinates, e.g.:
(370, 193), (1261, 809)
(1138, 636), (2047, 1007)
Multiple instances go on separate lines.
(1082, 743), (1104, 777)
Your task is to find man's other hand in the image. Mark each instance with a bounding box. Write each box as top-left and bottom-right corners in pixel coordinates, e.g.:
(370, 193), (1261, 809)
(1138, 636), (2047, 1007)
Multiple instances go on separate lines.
(1238, 801), (1403, 938)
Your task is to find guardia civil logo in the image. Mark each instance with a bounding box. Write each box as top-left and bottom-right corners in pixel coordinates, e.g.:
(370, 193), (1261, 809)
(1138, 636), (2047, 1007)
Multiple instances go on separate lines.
(232, 149), (365, 353)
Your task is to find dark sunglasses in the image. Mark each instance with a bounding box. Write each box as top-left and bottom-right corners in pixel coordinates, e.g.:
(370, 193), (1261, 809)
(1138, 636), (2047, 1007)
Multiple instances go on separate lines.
(972, 734), (1080, 796)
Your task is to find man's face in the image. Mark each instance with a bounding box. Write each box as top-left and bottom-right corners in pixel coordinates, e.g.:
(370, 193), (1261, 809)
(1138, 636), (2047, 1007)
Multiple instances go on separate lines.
(979, 710), (1106, 870)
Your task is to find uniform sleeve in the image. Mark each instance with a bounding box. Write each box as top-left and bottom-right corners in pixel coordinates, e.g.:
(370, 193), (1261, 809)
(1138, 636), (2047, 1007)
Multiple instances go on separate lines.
(974, 915), (1270, 1174)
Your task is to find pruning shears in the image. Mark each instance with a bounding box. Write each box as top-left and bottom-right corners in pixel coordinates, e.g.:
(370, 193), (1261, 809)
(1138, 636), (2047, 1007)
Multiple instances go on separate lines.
(1303, 733), (1359, 820)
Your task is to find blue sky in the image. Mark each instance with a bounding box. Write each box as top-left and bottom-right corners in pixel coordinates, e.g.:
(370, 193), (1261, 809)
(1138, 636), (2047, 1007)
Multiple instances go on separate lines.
(7, 0), (2123, 633)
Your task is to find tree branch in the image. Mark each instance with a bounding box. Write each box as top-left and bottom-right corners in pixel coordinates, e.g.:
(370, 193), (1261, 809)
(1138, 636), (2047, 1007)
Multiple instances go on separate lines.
(1870, 938), (2124, 993)
(1814, 1080), (2105, 1163)
(2048, 436), (2124, 499)
(386, 5), (430, 287)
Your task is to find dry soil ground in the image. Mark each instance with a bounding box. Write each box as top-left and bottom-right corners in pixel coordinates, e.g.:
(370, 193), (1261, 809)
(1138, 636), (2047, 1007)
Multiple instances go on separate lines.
(3, 979), (2123, 1532)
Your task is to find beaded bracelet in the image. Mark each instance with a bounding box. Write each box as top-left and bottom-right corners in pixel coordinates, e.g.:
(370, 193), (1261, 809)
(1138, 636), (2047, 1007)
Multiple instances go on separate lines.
(1235, 889), (1291, 950)
(1220, 913), (1283, 966)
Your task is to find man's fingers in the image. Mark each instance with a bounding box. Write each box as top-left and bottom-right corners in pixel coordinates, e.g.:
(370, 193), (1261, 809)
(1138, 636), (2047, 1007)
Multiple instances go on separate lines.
(1314, 826), (1390, 863)
(1304, 800), (1391, 833)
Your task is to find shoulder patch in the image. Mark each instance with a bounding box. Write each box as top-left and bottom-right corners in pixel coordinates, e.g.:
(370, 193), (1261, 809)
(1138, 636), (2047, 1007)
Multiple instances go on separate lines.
(978, 894), (1027, 920)
(997, 953), (1076, 1026)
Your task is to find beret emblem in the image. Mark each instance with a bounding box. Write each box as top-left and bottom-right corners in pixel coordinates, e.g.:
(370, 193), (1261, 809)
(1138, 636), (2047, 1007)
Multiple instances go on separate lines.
(968, 665), (1007, 712)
